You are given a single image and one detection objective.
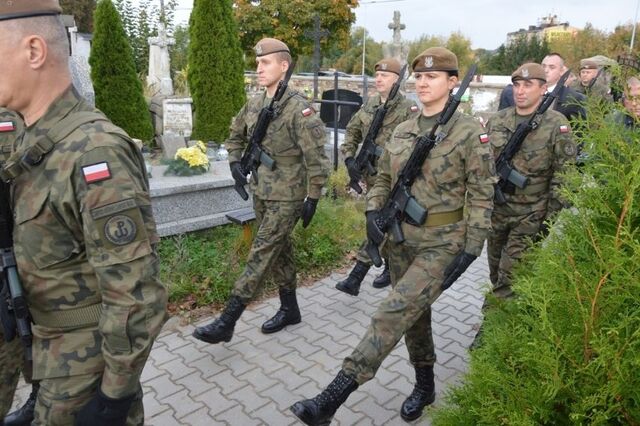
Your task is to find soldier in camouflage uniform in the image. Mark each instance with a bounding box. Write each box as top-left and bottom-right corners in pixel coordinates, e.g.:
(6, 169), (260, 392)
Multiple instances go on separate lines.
(571, 59), (613, 103)
(0, 2), (168, 425)
(336, 58), (419, 296)
(192, 38), (330, 344)
(0, 108), (36, 425)
(487, 63), (576, 300)
(291, 47), (496, 425)
(612, 76), (640, 131)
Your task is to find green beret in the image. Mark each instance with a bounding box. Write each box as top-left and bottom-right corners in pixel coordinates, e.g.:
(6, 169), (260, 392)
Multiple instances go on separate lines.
(375, 58), (402, 75)
(580, 59), (599, 70)
(411, 47), (458, 72)
(0, 0), (62, 21)
(511, 63), (546, 83)
(254, 38), (290, 57)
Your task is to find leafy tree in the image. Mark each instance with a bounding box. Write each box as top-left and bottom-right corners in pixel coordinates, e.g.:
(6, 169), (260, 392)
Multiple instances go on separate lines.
(188, 0), (246, 141)
(90, 0), (153, 141)
(481, 35), (550, 74)
(234, 0), (358, 62)
(446, 31), (475, 73)
(548, 23), (607, 71)
(60, 0), (96, 32)
(169, 24), (190, 79)
(431, 100), (640, 425)
(333, 27), (383, 75)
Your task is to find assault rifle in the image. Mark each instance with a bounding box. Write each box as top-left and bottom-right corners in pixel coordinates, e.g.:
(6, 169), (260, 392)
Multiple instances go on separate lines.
(233, 62), (297, 201)
(365, 64), (478, 267)
(494, 69), (571, 204)
(349, 64), (408, 194)
(0, 175), (32, 361)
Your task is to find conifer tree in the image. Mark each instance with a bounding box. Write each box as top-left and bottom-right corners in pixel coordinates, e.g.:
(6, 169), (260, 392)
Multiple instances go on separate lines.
(90, 0), (153, 141)
(432, 98), (640, 424)
(188, 0), (245, 141)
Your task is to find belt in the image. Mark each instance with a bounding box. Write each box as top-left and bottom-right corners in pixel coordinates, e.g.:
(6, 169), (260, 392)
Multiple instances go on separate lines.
(31, 303), (102, 330)
(272, 155), (302, 166)
(425, 208), (464, 227)
(514, 181), (548, 195)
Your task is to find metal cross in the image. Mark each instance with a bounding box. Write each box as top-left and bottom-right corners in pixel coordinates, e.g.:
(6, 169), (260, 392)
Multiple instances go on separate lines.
(304, 15), (329, 99)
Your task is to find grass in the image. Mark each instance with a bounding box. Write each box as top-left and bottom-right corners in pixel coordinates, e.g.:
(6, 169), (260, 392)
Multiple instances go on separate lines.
(158, 194), (365, 314)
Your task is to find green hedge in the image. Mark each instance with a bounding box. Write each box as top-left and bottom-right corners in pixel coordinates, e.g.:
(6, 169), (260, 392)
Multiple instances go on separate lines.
(432, 102), (640, 424)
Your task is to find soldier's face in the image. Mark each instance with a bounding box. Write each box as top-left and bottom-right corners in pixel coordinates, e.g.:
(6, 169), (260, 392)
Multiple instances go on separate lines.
(623, 82), (640, 118)
(542, 55), (565, 86)
(374, 71), (399, 98)
(413, 71), (456, 106)
(513, 79), (547, 113)
(256, 54), (288, 90)
(580, 68), (598, 85)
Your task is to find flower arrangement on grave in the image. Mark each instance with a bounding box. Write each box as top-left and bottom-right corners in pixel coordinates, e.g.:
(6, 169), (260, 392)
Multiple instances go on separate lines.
(164, 141), (210, 176)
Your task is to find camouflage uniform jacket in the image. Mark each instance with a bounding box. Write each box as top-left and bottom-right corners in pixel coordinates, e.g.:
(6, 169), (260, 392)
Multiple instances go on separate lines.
(367, 111), (496, 257)
(488, 107), (576, 217)
(341, 93), (419, 161)
(3, 88), (167, 399)
(571, 79), (613, 102)
(226, 87), (330, 201)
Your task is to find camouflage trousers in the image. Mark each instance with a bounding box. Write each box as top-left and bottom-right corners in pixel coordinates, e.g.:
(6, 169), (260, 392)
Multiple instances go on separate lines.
(33, 373), (143, 425)
(487, 207), (546, 300)
(231, 197), (303, 303)
(0, 329), (24, 417)
(342, 232), (463, 384)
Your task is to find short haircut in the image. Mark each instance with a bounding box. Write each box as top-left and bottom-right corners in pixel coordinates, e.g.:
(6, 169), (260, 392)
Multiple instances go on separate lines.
(447, 70), (459, 78)
(274, 51), (292, 66)
(3, 15), (69, 65)
(546, 52), (565, 63)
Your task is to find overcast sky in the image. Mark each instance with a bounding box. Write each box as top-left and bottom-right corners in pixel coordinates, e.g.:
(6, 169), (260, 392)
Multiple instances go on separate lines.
(171, 0), (636, 50)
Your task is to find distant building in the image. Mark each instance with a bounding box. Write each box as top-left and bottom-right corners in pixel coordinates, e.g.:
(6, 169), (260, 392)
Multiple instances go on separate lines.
(506, 14), (579, 45)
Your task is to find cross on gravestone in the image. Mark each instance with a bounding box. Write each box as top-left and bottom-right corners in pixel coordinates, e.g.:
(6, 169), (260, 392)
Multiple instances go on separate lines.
(388, 10), (405, 46)
(304, 15), (329, 99)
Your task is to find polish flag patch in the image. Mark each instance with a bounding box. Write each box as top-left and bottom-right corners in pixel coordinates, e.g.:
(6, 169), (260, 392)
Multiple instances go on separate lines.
(82, 162), (111, 184)
(0, 121), (15, 132)
(479, 133), (490, 144)
(302, 107), (315, 117)
(559, 125), (570, 133)
(410, 105), (419, 112)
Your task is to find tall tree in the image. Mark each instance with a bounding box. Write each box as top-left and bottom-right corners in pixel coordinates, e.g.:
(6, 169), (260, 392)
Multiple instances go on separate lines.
(481, 35), (550, 74)
(234, 0), (357, 63)
(60, 0), (96, 33)
(333, 27), (383, 75)
(90, 0), (153, 141)
(189, 0), (246, 141)
(446, 31), (475, 73)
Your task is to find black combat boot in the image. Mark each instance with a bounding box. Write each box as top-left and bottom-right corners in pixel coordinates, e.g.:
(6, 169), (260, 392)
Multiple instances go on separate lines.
(335, 261), (370, 296)
(372, 261), (391, 288)
(192, 296), (245, 344)
(400, 366), (435, 421)
(4, 382), (39, 426)
(261, 288), (301, 334)
(290, 370), (358, 426)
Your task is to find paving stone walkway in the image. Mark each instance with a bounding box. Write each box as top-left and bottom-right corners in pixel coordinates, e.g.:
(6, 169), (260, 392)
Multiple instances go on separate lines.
(12, 252), (490, 425)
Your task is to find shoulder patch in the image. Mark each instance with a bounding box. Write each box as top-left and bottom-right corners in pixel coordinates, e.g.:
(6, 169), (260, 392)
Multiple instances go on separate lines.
(479, 133), (490, 144)
(104, 214), (137, 246)
(302, 107), (315, 117)
(562, 141), (577, 157)
(82, 162), (111, 184)
(559, 124), (570, 133)
(410, 105), (419, 113)
(0, 121), (16, 133)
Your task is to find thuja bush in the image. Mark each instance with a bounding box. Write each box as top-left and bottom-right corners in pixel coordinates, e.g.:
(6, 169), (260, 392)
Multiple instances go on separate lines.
(432, 102), (640, 425)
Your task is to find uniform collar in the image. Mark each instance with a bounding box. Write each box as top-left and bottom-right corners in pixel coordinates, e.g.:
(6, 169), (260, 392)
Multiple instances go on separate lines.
(25, 86), (82, 134)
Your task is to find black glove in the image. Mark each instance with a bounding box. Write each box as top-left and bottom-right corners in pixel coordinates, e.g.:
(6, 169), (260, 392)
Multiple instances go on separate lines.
(441, 251), (477, 291)
(345, 157), (362, 183)
(230, 161), (247, 185)
(301, 197), (319, 228)
(75, 388), (135, 426)
(365, 210), (385, 245)
(537, 221), (550, 240)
